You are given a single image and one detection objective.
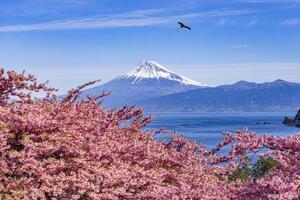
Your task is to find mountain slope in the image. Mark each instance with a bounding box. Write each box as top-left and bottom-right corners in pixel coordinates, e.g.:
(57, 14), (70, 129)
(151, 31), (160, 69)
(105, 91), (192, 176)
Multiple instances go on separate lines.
(82, 60), (207, 107)
(117, 60), (205, 86)
(139, 80), (300, 112)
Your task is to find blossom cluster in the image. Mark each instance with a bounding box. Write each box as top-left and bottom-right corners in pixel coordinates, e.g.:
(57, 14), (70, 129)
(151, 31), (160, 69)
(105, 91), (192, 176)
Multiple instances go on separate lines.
(0, 68), (299, 199)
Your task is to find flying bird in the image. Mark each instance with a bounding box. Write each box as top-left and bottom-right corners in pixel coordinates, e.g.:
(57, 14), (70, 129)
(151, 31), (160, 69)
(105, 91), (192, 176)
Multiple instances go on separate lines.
(178, 22), (191, 30)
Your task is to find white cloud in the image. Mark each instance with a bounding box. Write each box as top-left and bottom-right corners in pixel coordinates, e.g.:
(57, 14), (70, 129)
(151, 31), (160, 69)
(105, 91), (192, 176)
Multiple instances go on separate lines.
(0, 18), (168, 32)
(280, 18), (300, 26)
(0, 0), (91, 17)
(228, 44), (251, 48)
(217, 18), (257, 27)
(0, 9), (257, 32)
(219, 0), (300, 3)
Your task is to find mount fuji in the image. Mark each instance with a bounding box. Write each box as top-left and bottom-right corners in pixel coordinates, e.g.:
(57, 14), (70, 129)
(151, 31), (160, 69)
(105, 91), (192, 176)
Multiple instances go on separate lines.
(82, 60), (207, 107)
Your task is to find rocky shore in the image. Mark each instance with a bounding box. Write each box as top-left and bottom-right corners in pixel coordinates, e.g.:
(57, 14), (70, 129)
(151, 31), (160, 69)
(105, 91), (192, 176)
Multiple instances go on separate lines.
(283, 109), (300, 127)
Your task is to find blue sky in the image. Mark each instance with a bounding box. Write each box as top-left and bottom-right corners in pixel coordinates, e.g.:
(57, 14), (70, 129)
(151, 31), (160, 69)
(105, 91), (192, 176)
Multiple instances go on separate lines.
(0, 0), (299, 93)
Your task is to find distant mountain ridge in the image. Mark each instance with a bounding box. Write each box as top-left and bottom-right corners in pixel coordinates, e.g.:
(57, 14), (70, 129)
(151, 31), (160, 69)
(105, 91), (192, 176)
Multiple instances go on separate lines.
(139, 79), (300, 112)
(81, 60), (300, 112)
(82, 60), (206, 107)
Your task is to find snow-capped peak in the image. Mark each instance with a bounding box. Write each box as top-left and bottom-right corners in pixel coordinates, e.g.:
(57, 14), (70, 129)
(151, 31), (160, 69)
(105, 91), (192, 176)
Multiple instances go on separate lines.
(118, 60), (207, 87)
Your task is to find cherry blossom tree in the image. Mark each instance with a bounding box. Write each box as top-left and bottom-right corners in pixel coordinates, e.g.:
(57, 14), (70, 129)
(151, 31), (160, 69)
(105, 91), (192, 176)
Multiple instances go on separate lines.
(0, 68), (299, 199)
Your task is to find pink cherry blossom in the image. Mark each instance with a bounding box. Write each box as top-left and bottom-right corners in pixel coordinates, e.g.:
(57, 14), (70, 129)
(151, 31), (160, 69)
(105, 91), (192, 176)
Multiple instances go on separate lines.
(0, 68), (299, 199)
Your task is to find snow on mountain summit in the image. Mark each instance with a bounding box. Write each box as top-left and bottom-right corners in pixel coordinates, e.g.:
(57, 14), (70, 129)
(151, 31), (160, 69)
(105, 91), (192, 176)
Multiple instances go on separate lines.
(118, 60), (207, 87)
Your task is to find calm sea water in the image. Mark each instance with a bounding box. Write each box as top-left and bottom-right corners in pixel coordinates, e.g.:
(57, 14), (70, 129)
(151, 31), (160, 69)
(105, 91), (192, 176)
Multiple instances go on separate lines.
(145, 112), (300, 149)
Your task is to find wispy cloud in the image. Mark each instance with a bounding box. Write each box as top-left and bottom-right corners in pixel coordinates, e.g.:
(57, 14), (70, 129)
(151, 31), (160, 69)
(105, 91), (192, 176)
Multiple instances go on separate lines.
(0, 0), (91, 17)
(228, 44), (251, 48)
(0, 9), (257, 32)
(219, 0), (300, 3)
(280, 18), (300, 26)
(217, 18), (257, 27)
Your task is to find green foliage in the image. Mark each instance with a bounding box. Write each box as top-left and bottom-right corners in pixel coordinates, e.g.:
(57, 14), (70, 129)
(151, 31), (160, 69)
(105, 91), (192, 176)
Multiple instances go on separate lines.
(252, 157), (278, 181)
(221, 157), (278, 183)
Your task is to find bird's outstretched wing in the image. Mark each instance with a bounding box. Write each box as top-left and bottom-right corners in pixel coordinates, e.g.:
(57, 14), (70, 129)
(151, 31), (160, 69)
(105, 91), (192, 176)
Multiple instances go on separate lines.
(185, 26), (191, 30)
(177, 22), (191, 30)
(178, 22), (185, 27)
